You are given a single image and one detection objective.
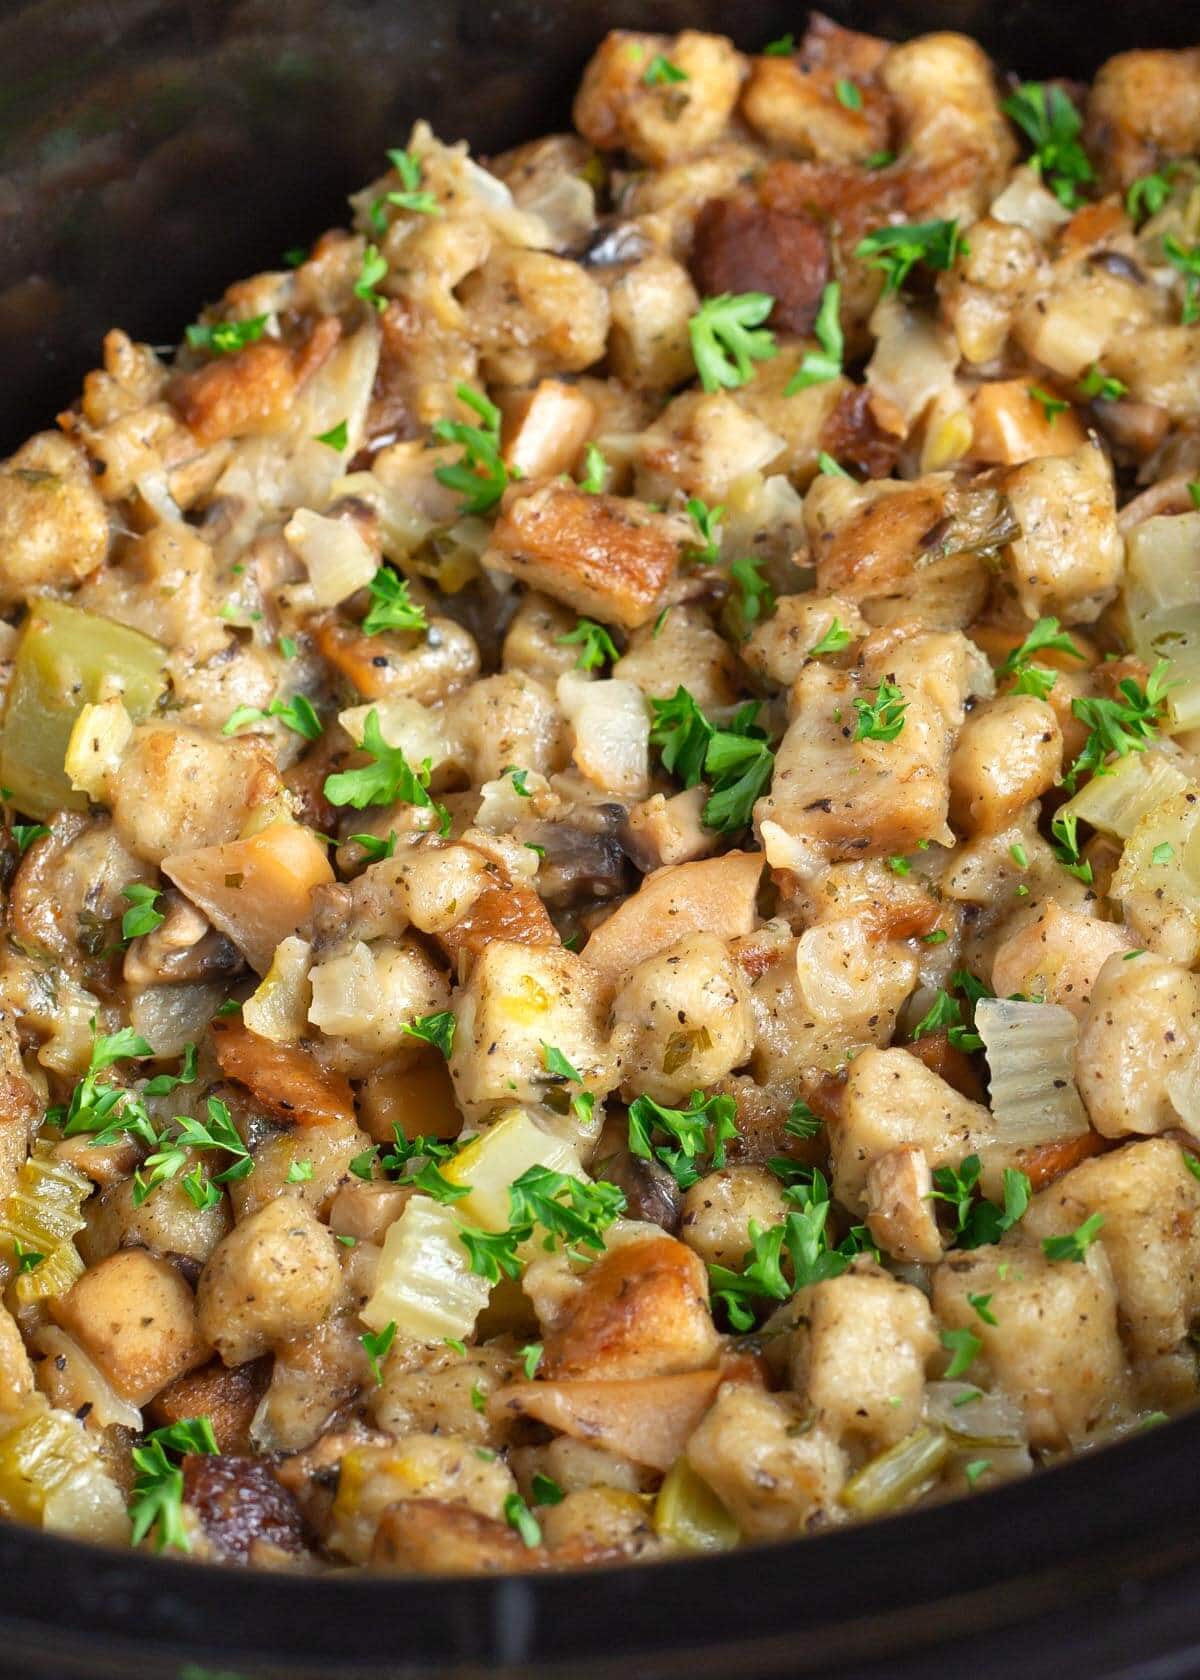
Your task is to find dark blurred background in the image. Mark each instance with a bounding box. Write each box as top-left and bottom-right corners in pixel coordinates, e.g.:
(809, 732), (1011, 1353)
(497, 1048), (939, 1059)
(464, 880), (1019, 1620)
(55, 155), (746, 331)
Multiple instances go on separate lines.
(0, 0), (1195, 448)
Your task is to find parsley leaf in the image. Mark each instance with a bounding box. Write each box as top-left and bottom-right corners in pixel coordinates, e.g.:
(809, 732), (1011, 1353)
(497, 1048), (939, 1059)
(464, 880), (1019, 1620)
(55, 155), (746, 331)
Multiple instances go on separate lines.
(520, 1342), (543, 1379)
(129, 1417), (218, 1552)
(1028, 385), (1069, 424)
(324, 707), (444, 816)
(315, 419), (349, 451)
(401, 1010), (456, 1058)
(1042, 1211), (1104, 1262)
(785, 282), (843, 393)
(685, 496), (724, 563)
(855, 219), (965, 292)
(808, 618), (853, 659)
(504, 1492), (542, 1548)
(1126, 167), (1174, 224)
(558, 617), (619, 672)
(1001, 82), (1093, 208)
(370, 146), (441, 224)
(727, 556), (777, 640)
(459, 1224), (525, 1283)
(531, 1471), (565, 1506)
(432, 384), (513, 514)
(762, 32), (794, 54)
(817, 451), (852, 478)
(967, 1290), (998, 1326)
(354, 243), (389, 310)
(853, 677), (907, 742)
(649, 687), (774, 832)
(709, 1171), (870, 1329)
(1163, 235), (1200, 325)
(643, 54), (688, 85)
(121, 883), (164, 942)
(1063, 660), (1171, 792)
(185, 316), (269, 354)
(507, 1165), (625, 1253)
(835, 78), (862, 111)
(689, 293), (777, 392)
(941, 1326), (982, 1381)
(628, 1089), (739, 1191)
(785, 1098), (822, 1139)
(578, 443), (606, 494)
(350, 830), (398, 863)
(57, 1022), (153, 1139)
(997, 616), (1084, 700)
(11, 823), (49, 856)
(362, 568), (428, 636)
(361, 1321), (396, 1384)
(1049, 807), (1094, 884)
(1078, 365), (1128, 402)
(223, 695), (322, 742)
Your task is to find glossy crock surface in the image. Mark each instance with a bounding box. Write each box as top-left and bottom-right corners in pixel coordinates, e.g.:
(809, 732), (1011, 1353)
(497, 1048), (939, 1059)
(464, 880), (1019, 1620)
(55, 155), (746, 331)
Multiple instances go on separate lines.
(2, 2), (1200, 1675)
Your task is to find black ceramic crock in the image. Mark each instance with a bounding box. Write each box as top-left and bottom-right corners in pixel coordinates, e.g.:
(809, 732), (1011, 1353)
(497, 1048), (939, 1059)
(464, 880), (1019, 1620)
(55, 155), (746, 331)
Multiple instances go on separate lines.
(2, 2), (1200, 1675)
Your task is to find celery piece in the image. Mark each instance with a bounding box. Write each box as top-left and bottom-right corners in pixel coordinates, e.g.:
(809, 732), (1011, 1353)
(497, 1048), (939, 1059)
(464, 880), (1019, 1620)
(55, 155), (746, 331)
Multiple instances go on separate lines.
(840, 1425), (950, 1517)
(654, 1457), (739, 1553)
(0, 600), (167, 818)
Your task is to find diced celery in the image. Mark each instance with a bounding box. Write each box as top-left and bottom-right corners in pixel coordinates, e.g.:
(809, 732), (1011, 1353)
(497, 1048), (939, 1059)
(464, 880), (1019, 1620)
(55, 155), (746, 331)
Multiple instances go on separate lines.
(840, 1426), (950, 1517)
(442, 1107), (583, 1232)
(0, 1144), (90, 1306)
(360, 1194), (491, 1344)
(0, 600), (166, 818)
(0, 1402), (130, 1542)
(1059, 749), (1192, 842)
(654, 1457), (739, 1553)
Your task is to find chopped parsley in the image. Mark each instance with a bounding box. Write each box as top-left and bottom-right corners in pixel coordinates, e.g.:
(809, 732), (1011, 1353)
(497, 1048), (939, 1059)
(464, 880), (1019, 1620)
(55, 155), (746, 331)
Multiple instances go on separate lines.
(727, 556), (777, 639)
(688, 292), (777, 392)
(223, 694), (322, 742)
(817, 451), (852, 478)
(650, 687), (774, 832)
(432, 384), (513, 514)
(11, 823), (49, 856)
(852, 677), (907, 742)
(628, 1089), (739, 1191)
(967, 1291), (997, 1326)
(287, 1159), (314, 1184)
(997, 616), (1083, 700)
(709, 1170), (871, 1329)
(931, 1154), (1031, 1249)
(1001, 82), (1093, 208)
(940, 1326), (982, 1381)
(314, 419), (349, 451)
(855, 219), (965, 292)
(642, 54), (688, 85)
(361, 1321), (397, 1384)
(1152, 841), (1175, 866)
(558, 617), (619, 672)
(762, 32), (794, 54)
(785, 282), (843, 393)
(520, 1342), (543, 1380)
(354, 243), (389, 310)
(578, 443), (606, 494)
(1063, 660), (1170, 792)
(1041, 1211), (1105, 1262)
(350, 830), (398, 863)
(1163, 235), (1200, 325)
(1126, 167), (1175, 224)
(362, 568), (428, 636)
(1028, 385), (1069, 424)
(1078, 365), (1128, 402)
(1049, 807), (1094, 885)
(531, 1472), (565, 1506)
(185, 315), (269, 355)
(129, 1417), (218, 1552)
(808, 617), (853, 658)
(685, 496), (724, 563)
(121, 883), (165, 942)
(785, 1098), (822, 1140)
(401, 1010), (456, 1058)
(504, 1492), (542, 1548)
(835, 78), (862, 111)
(323, 707), (448, 828)
(371, 146), (441, 225)
(459, 1224), (526, 1283)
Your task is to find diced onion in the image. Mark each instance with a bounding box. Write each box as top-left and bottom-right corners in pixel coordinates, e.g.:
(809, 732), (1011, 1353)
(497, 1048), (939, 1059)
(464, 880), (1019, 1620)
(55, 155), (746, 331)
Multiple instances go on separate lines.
(1112, 790), (1200, 964)
(866, 292), (959, 428)
(976, 998), (1090, 1145)
(337, 696), (453, 778)
(840, 1425), (949, 1517)
(654, 1456), (739, 1553)
(443, 1107), (584, 1232)
(1125, 513), (1200, 733)
(129, 980), (228, 1059)
(284, 508), (376, 608)
(360, 1195), (492, 1343)
(990, 165), (1072, 241)
(923, 1381), (1026, 1446)
(244, 936), (314, 1043)
(308, 941), (378, 1037)
(557, 674), (650, 799)
(31, 1327), (143, 1433)
(1166, 1044), (1200, 1139)
(64, 698), (133, 802)
(759, 819), (823, 878)
(1058, 749), (1193, 841)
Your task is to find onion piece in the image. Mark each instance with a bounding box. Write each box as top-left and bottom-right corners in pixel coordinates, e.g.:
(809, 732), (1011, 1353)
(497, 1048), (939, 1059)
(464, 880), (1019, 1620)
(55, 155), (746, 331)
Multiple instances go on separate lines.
(923, 1380), (1026, 1446)
(1057, 748), (1192, 841)
(361, 1194), (491, 1343)
(1124, 512), (1200, 733)
(284, 508), (376, 607)
(31, 1327), (143, 1433)
(244, 936), (314, 1043)
(1166, 1044), (1200, 1139)
(337, 696), (453, 780)
(557, 673), (650, 800)
(1112, 789), (1200, 965)
(976, 998), (1090, 1145)
(866, 292), (959, 429)
(991, 164), (1072, 241)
